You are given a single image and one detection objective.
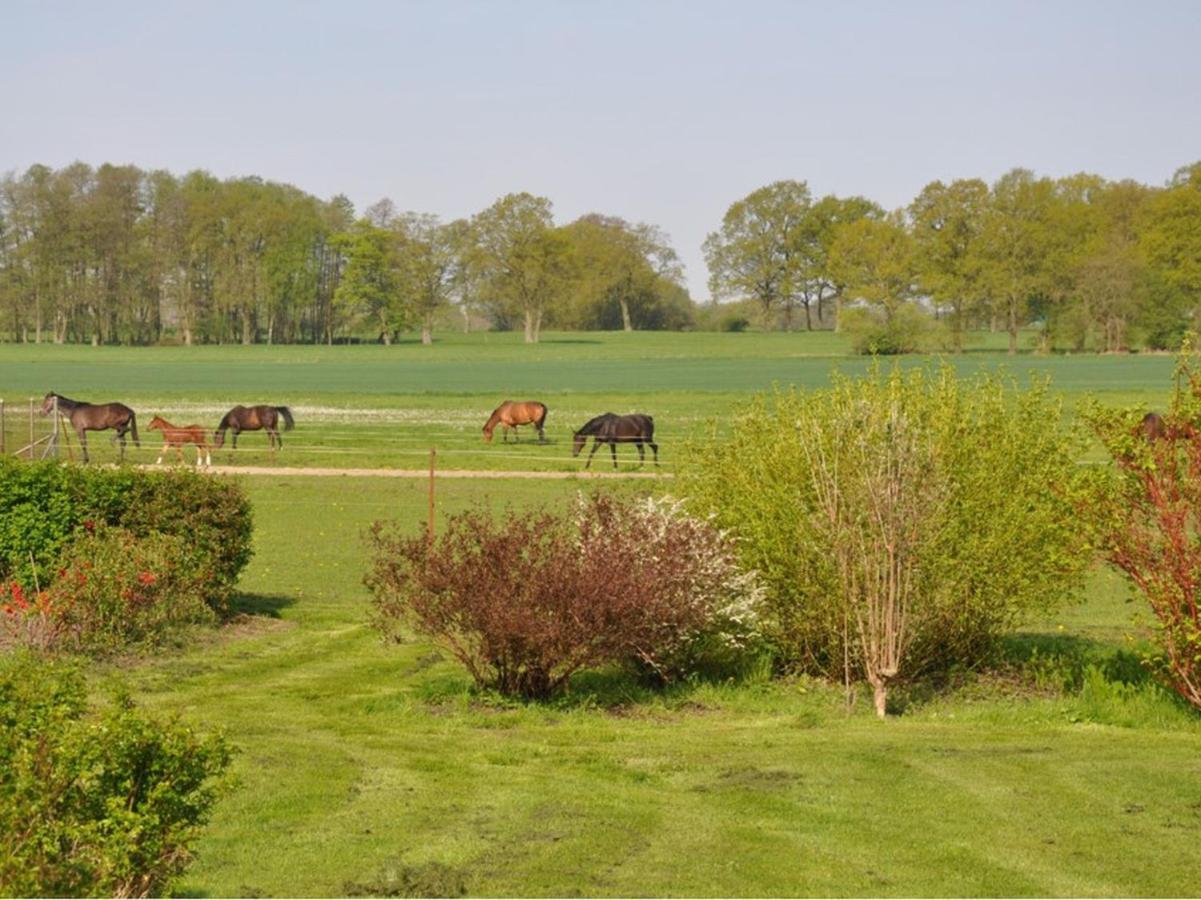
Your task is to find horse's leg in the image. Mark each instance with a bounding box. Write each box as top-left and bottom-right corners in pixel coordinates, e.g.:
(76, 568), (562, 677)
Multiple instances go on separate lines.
(232, 429), (239, 449)
(649, 441), (659, 467)
(77, 428), (89, 464)
(175, 443), (185, 465)
(585, 439), (602, 469)
(636, 441), (646, 467)
(610, 440), (618, 470)
(117, 428), (127, 462)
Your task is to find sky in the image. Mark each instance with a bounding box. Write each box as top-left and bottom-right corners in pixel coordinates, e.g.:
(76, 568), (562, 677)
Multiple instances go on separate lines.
(3, 0), (1199, 300)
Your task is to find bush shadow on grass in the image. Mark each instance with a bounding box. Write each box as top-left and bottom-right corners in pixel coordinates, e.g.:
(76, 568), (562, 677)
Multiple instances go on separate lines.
(1000, 631), (1152, 691)
(225, 591), (296, 620)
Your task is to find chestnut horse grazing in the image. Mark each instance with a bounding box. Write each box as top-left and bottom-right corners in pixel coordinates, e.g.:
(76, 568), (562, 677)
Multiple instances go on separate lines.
(483, 400), (548, 443)
(149, 416), (212, 467)
(41, 392), (139, 464)
(572, 413), (658, 469)
(214, 405), (295, 450)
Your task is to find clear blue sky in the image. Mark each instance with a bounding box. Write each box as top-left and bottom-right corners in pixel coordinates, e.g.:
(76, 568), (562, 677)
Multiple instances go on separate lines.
(4, 0), (1199, 300)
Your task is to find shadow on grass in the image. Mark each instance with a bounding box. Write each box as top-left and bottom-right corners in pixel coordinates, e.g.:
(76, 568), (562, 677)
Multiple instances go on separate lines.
(1001, 631), (1152, 689)
(225, 591), (296, 620)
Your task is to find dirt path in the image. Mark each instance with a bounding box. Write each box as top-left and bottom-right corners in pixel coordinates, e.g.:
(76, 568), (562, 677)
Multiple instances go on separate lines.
(141, 464), (670, 480)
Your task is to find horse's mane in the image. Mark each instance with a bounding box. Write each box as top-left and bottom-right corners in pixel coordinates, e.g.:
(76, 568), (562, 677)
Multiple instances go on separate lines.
(575, 413), (617, 436)
(48, 392), (82, 410)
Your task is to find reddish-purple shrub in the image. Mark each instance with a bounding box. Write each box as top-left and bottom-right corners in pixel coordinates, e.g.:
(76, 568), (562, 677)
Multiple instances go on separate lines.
(365, 493), (761, 699)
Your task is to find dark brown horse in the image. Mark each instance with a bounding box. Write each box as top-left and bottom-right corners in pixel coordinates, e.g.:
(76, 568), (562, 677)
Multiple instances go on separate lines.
(41, 392), (139, 464)
(214, 405), (295, 450)
(1139, 411), (1169, 441)
(483, 400), (548, 443)
(572, 413), (658, 469)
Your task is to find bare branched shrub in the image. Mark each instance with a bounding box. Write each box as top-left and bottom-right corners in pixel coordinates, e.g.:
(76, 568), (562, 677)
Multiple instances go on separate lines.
(802, 396), (946, 716)
(365, 493), (762, 699)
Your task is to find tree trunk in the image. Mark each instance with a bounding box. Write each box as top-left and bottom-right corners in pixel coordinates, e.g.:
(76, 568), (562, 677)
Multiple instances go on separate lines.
(422, 313), (433, 345)
(619, 298), (633, 332)
(524, 308), (540, 343)
(873, 680), (888, 718)
(802, 298), (812, 331)
(834, 295), (843, 332)
(1007, 299), (1018, 355)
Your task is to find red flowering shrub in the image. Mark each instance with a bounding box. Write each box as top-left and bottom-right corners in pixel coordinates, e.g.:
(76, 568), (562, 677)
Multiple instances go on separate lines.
(365, 493), (762, 699)
(1, 525), (212, 656)
(1086, 349), (1201, 711)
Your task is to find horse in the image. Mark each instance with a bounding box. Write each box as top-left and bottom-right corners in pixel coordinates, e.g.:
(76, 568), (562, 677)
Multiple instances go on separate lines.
(214, 405), (295, 450)
(41, 392), (139, 464)
(1139, 411), (1169, 441)
(483, 400), (548, 443)
(572, 413), (658, 469)
(149, 416), (212, 467)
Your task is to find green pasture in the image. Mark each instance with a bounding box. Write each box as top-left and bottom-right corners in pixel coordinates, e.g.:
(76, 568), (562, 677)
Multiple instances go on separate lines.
(91, 474), (1201, 898)
(6, 333), (1199, 896)
(0, 331), (1179, 471)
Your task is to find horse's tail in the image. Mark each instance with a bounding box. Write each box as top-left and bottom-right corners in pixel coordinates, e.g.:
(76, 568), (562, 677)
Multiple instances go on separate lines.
(129, 412), (140, 448)
(276, 407), (295, 431)
(537, 403), (548, 428)
(214, 412), (230, 448)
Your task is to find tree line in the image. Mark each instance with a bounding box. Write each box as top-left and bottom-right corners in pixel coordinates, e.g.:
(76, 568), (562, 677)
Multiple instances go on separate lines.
(2, 160), (1198, 348)
(704, 163), (1201, 352)
(0, 164), (690, 345)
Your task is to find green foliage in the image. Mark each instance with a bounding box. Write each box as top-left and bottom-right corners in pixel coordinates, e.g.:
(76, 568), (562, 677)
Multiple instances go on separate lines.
(0, 460), (253, 609)
(679, 365), (1090, 679)
(840, 302), (944, 354)
(0, 654), (232, 898)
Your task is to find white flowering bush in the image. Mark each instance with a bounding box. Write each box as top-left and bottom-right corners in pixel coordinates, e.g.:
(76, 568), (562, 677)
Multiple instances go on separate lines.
(574, 493), (766, 681)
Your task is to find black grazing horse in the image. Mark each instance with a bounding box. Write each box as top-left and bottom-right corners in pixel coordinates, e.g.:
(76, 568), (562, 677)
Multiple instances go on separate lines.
(214, 405), (295, 450)
(41, 392), (139, 464)
(572, 413), (658, 469)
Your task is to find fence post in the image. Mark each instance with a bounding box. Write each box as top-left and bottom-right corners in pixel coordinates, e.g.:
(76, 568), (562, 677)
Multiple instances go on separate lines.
(49, 395), (59, 459)
(28, 398), (34, 461)
(1, 399), (5, 456)
(427, 447), (437, 546)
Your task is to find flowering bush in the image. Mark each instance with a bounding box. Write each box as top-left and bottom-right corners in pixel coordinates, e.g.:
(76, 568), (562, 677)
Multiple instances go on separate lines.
(1085, 348), (1201, 711)
(1, 525), (212, 656)
(0, 459), (252, 609)
(365, 493), (763, 699)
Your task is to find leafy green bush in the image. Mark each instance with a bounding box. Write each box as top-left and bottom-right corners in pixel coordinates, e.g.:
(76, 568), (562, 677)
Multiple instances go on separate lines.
(0, 654), (232, 897)
(840, 303), (943, 354)
(0, 460), (252, 609)
(2, 525), (214, 656)
(679, 365), (1090, 695)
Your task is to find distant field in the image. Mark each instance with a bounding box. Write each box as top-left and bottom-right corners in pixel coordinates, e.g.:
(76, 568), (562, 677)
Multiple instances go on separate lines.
(0, 331), (1178, 471)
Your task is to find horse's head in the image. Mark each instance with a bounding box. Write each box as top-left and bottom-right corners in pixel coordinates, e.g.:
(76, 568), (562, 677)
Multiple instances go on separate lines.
(149, 416), (166, 431)
(571, 431), (586, 457)
(40, 393), (57, 416)
(482, 423), (494, 443)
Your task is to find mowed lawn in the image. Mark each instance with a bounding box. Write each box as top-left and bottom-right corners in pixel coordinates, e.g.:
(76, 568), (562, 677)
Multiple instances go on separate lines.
(0, 331), (1179, 471)
(93, 474), (1201, 898)
(6, 333), (1200, 896)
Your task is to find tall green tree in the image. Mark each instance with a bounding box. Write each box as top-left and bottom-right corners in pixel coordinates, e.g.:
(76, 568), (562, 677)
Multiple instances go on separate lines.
(703, 181), (813, 330)
(470, 193), (571, 343)
(908, 179), (988, 351)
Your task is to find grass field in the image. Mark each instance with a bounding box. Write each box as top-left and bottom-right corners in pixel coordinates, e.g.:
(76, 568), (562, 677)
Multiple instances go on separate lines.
(5, 332), (1200, 897)
(0, 331), (1179, 471)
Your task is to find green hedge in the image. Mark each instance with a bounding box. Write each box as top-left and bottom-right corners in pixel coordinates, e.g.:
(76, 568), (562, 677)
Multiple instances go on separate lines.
(0, 459), (253, 609)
